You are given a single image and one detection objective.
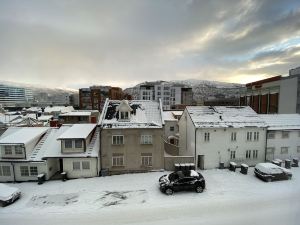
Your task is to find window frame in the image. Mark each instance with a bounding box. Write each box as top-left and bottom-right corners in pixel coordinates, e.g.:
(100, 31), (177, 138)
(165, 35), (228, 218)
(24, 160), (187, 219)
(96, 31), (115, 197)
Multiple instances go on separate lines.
(230, 151), (236, 159)
(75, 139), (83, 149)
(15, 145), (23, 155)
(72, 161), (81, 170)
(204, 132), (210, 142)
(267, 131), (275, 139)
(64, 139), (73, 149)
(30, 166), (38, 176)
(82, 161), (90, 170)
(282, 131), (289, 139)
(4, 146), (12, 155)
(1, 166), (11, 176)
(112, 135), (124, 145)
(140, 135), (153, 145)
(112, 154), (124, 167)
(231, 132), (237, 141)
(141, 153), (153, 167)
(280, 147), (288, 154)
(20, 166), (29, 177)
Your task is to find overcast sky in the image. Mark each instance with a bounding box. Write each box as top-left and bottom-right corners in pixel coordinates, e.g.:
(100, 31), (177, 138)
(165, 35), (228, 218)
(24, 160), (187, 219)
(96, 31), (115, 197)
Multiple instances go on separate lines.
(0, 0), (300, 89)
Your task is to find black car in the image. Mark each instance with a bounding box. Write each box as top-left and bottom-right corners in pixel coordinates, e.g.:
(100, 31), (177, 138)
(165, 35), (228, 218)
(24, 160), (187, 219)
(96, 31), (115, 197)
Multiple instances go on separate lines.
(254, 163), (292, 182)
(159, 170), (205, 195)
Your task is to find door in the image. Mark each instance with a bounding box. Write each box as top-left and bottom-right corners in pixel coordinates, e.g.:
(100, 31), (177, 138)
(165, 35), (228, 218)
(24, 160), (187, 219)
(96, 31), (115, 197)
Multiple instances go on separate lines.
(59, 159), (63, 172)
(198, 155), (204, 170)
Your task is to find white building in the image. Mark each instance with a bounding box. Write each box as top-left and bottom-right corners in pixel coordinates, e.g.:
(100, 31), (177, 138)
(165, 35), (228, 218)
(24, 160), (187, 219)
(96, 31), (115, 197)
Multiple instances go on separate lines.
(162, 111), (183, 145)
(0, 127), (51, 182)
(0, 124), (100, 182)
(140, 82), (193, 110)
(179, 106), (267, 169)
(260, 114), (300, 161)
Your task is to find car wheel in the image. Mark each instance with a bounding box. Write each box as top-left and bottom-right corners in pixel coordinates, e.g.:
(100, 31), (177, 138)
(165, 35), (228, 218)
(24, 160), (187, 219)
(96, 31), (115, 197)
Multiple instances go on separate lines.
(165, 188), (173, 195)
(266, 177), (272, 182)
(195, 186), (204, 193)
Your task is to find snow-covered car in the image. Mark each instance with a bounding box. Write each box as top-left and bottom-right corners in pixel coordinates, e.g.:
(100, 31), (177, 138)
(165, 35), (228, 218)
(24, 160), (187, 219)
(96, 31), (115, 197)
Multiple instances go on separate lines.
(0, 184), (21, 207)
(254, 163), (292, 182)
(159, 170), (205, 195)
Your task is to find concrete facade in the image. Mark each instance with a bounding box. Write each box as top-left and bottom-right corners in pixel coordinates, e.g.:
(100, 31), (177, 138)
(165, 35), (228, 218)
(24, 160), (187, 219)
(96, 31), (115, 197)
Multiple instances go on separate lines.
(100, 128), (164, 175)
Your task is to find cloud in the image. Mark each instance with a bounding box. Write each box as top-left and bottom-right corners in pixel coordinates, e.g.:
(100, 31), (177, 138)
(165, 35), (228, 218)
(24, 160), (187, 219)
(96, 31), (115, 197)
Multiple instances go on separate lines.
(0, 0), (299, 89)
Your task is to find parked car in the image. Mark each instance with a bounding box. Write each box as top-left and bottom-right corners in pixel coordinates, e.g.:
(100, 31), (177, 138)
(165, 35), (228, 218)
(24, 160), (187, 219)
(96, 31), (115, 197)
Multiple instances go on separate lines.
(159, 170), (205, 195)
(0, 184), (21, 207)
(254, 163), (292, 182)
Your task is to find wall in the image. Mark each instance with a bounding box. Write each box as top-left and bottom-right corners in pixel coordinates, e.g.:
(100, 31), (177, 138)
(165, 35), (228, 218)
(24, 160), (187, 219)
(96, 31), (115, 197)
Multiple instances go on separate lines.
(195, 127), (266, 169)
(14, 162), (48, 182)
(266, 130), (300, 161)
(279, 77), (298, 114)
(178, 109), (196, 157)
(45, 158), (59, 180)
(101, 128), (164, 174)
(62, 158), (98, 179)
(164, 120), (178, 138)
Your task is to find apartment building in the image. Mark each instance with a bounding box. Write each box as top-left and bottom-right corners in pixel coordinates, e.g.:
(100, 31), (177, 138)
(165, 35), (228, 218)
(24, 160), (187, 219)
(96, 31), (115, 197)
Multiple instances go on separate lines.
(139, 82), (193, 110)
(240, 66), (300, 114)
(99, 99), (164, 175)
(179, 106), (267, 169)
(79, 86), (130, 112)
(260, 114), (300, 161)
(0, 84), (33, 107)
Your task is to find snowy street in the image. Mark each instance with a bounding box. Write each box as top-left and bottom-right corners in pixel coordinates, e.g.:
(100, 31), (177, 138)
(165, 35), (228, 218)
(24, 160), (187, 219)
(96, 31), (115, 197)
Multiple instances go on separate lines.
(1, 167), (300, 225)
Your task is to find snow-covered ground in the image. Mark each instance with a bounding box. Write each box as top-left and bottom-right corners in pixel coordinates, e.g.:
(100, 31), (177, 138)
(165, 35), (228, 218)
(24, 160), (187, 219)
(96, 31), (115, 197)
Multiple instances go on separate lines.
(1, 167), (300, 225)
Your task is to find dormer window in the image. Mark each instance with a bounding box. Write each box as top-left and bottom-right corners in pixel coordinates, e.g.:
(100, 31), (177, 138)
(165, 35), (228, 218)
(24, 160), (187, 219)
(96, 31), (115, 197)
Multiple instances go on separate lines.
(116, 100), (133, 121)
(64, 140), (72, 149)
(120, 111), (129, 120)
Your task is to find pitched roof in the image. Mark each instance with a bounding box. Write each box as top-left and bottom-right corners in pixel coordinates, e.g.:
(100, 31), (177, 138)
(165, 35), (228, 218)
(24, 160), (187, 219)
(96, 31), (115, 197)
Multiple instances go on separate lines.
(100, 100), (163, 128)
(259, 114), (300, 130)
(57, 124), (96, 139)
(0, 127), (49, 145)
(186, 106), (266, 128)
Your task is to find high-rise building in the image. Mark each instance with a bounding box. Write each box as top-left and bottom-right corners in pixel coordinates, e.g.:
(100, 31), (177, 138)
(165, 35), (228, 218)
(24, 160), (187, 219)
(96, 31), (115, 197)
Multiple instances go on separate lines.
(240, 67), (300, 114)
(0, 84), (33, 107)
(139, 82), (193, 110)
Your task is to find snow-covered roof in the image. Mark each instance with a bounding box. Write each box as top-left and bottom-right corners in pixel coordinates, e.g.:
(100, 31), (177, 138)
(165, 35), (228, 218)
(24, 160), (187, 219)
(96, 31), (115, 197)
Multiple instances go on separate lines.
(37, 115), (53, 121)
(171, 111), (183, 116)
(259, 114), (300, 130)
(0, 127), (49, 145)
(41, 126), (99, 159)
(57, 124), (96, 139)
(44, 106), (74, 114)
(186, 106), (266, 128)
(100, 100), (163, 129)
(162, 111), (177, 122)
(59, 111), (92, 117)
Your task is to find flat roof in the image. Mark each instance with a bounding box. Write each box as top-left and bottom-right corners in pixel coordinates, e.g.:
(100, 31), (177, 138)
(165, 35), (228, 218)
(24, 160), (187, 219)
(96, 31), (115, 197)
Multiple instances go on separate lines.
(60, 111), (92, 116)
(57, 124), (96, 139)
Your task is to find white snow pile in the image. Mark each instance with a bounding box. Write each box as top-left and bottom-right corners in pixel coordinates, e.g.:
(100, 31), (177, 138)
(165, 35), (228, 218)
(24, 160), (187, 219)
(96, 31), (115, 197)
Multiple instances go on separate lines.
(255, 163), (291, 175)
(0, 167), (300, 225)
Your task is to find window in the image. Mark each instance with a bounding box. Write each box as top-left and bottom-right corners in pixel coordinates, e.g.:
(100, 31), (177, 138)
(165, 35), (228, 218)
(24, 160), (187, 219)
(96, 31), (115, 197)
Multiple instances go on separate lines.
(247, 132), (252, 141)
(20, 166), (29, 176)
(230, 151), (236, 159)
(82, 161), (90, 170)
(141, 135), (152, 144)
(73, 162), (81, 170)
(112, 135), (124, 145)
(297, 146), (300, 153)
(204, 132), (210, 142)
(246, 150), (251, 159)
(281, 147), (288, 154)
(65, 140), (72, 149)
(112, 154), (124, 166)
(30, 166), (38, 176)
(254, 132), (259, 141)
(0, 166), (11, 176)
(282, 131), (289, 139)
(253, 150), (258, 159)
(141, 153), (152, 167)
(231, 132), (236, 141)
(15, 146), (23, 155)
(170, 126), (175, 132)
(267, 132), (275, 139)
(266, 147), (275, 154)
(120, 111), (129, 120)
(4, 146), (12, 155)
(75, 140), (83, 148)
(298, 131), (300, 137)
